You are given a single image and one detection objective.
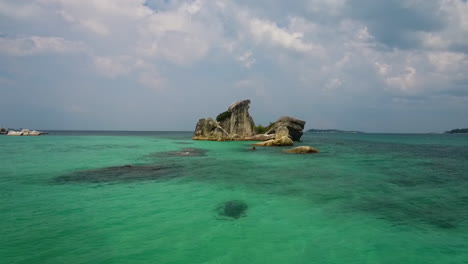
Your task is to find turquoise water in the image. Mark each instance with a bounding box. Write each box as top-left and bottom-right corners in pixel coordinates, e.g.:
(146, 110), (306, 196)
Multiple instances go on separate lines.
(1, 132), (467, 264)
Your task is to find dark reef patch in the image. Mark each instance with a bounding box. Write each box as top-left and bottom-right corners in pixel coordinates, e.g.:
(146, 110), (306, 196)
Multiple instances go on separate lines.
(54, 164), (183, 184)
(353, 198), (462, 229)
(149, 148), (208, 157)
(216, 200), (248, 220)
(174, 142), (193, 145)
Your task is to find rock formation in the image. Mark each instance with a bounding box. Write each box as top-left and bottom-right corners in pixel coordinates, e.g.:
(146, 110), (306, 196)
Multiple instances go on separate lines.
(285, 146), (319, 154)
(266, 116), (306, 141)
(7, 129), (46, 136)
(193, 99), (256, 141)
(192, 99), (306, 143)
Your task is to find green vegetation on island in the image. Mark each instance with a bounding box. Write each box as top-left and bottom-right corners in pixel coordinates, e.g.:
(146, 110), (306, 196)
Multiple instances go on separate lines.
(215, 110), (232, 122)
(254, 122), (274, 134)
(307, 129), (363, 133)
(445, 128), (468, 134)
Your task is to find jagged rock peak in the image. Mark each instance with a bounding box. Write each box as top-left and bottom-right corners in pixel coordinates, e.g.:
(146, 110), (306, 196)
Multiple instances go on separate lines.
(228, 99), (251, 112)
(193, 99), (255, 141)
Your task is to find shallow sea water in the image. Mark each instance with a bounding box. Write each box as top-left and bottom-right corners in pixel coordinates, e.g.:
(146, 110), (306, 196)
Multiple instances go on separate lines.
(1, 131), (467, 264)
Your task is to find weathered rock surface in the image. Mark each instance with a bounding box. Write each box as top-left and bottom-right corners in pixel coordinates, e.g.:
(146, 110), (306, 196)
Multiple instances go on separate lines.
(7, 130), (22, 136)
(193, 118), (230, 141)
(193, 99), (255, 141)
(246, 134), (275, 141)
(275, 126), (290, 140)
(7, 129), (46, 136)
(252, 136), (294, 147)
(266, 116), (306, 141)
(285, 146), (319, 154)
(226, 100), (256, 138)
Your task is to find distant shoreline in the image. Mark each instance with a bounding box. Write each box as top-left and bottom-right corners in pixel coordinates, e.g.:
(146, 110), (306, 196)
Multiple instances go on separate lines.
(306, 129), (364, 134)
(445, 128), (468, 134)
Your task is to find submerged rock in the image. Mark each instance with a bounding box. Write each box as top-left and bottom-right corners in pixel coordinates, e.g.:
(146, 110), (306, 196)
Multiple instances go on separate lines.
(174, 142), (193, 145)
(168, 148), (207, 157)
(286, 146), (319, 154)
(150, 148), (208, 157)
(216, 200), (248, 219)
(54, 164), (182, 183)
(355, 199), (461, 230)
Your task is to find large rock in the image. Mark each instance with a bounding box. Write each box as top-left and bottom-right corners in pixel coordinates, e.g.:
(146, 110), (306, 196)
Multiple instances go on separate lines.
(193, 100), (255, 141)
(193, 118), (230, 141)
(266, 116), (306, 141)
(227, 100), (255, 138)
(285, 146), (319, 154)
(252, 136), (294, 147)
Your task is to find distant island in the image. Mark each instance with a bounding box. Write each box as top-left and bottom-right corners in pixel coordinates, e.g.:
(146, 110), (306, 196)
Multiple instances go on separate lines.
(307, 129), (364, 134)
(445, 128), (468, 134)
(0, 128), (47, 136)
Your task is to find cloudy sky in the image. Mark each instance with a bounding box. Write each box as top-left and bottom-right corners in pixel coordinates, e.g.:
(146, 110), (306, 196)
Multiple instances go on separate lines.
(0, 0), (467, 132)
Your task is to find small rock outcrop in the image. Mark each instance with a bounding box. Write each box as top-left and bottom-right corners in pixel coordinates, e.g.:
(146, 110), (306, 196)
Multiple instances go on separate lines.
(193, 99), (255, 141)
(252, 136), (294, 147)
(247, 134), (275, 141)
(266, 116), (306, 141)
(7, 129), (46, 136)
(285, 146), (319, 154)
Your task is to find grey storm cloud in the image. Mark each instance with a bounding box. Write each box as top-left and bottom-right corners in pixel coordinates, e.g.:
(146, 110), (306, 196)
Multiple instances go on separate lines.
(0, 0), (467, 132)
